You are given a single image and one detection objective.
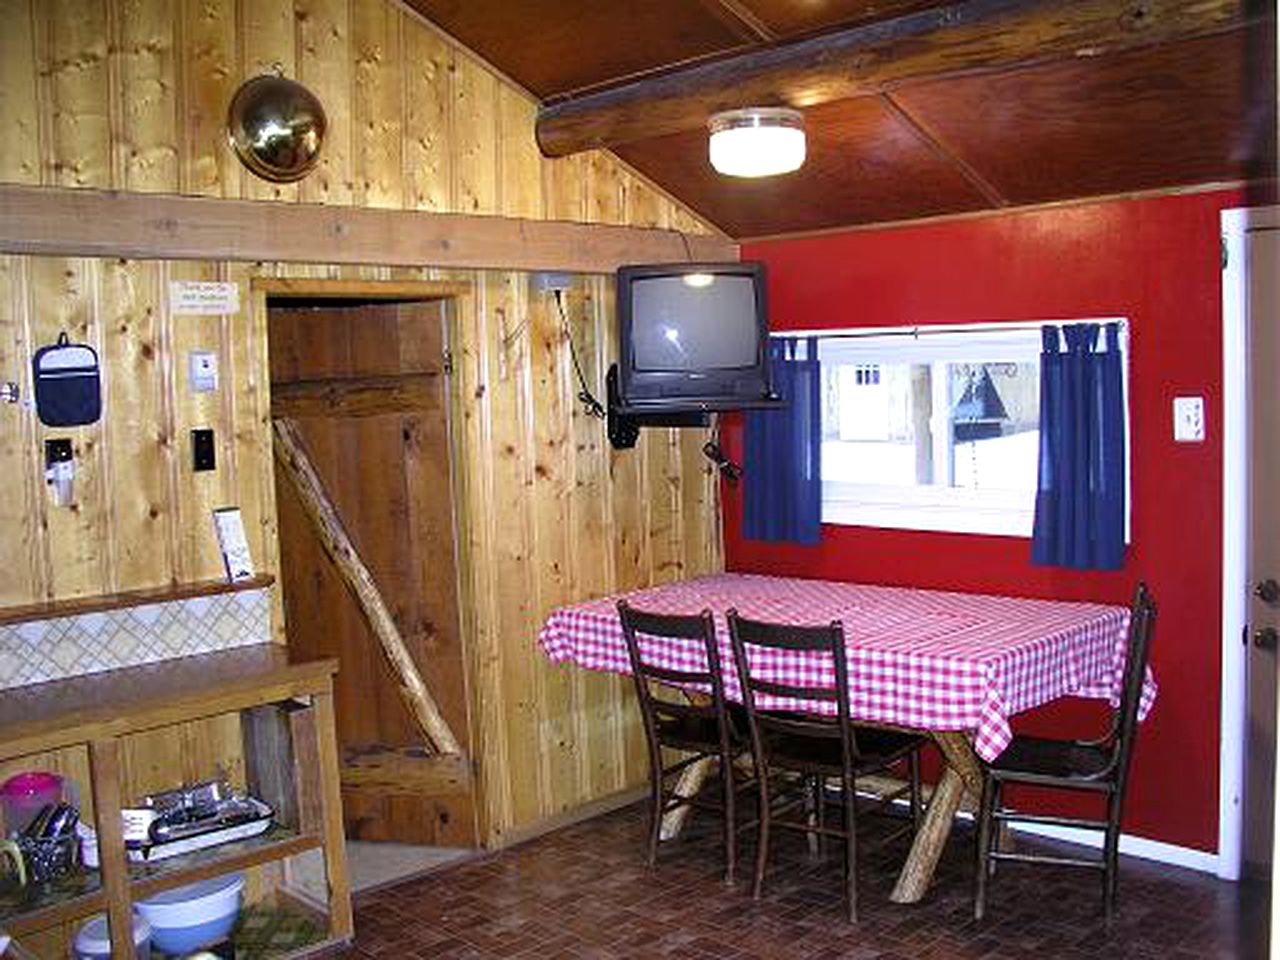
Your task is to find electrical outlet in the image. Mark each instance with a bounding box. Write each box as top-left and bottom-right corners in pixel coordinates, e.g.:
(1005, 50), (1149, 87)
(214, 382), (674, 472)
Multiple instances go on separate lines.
(44, 438), (74, 506)
(45, 438), (72, 465)
(192, 428), (216, 471)
(1173, 396), (1205, 443)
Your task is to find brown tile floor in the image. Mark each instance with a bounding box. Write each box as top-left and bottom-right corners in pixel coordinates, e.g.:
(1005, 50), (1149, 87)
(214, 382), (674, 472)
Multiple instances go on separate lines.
(330, 802), (1268, 959)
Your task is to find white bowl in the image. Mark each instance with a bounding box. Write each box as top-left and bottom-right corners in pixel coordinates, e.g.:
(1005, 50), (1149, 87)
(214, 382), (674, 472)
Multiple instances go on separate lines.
(73, 913), (152, 959)
(134, 872), (243, 953)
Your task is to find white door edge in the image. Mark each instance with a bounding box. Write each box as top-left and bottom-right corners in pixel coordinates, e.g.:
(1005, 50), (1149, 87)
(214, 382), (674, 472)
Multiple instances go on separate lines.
(1220, 205), (1280, 882)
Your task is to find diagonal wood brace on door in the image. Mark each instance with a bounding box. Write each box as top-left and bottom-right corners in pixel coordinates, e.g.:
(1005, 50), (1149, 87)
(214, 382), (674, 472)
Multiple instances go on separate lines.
(272, 416), (464, 756)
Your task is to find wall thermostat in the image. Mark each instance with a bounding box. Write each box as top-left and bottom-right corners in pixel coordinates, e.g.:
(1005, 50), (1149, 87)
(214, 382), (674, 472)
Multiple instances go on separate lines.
(189, 351), (219, 393)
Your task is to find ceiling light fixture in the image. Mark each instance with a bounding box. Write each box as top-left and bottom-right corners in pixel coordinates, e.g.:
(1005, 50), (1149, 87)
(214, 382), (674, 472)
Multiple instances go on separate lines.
(707, 107), (806, 178)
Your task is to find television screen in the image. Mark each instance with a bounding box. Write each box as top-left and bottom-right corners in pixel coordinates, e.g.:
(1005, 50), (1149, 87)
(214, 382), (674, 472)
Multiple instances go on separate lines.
(614, 262), (775, 416)
(630, 274), (759, 371)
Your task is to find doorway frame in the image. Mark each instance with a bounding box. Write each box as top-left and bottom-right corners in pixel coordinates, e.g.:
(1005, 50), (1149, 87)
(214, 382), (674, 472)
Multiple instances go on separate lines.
(251, 274), (486, 847)
(1220, 205), (1280, 881)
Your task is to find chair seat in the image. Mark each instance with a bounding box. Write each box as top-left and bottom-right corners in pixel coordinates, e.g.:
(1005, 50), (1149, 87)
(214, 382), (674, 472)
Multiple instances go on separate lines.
(655, 714), (729, 752)
(764, 726), (924, 775)
(990, 734), (1116, 785)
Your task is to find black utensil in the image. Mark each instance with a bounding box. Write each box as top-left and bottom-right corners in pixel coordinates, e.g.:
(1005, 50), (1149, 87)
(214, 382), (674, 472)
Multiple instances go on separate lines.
(41, 803), (78, 839)
(22, 804), (55, 839)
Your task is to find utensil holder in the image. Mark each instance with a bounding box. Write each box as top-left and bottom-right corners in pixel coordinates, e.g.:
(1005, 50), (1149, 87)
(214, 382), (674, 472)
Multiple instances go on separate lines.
(17, 833), (80, 883)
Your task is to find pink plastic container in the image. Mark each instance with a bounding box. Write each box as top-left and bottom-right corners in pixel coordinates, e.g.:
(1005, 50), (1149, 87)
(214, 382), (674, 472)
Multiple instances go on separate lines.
(1, 771), (64, 836)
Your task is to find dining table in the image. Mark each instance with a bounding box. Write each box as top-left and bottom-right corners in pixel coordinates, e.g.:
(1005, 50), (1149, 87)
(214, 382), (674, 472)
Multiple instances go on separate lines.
(538, 572), (1157, 903)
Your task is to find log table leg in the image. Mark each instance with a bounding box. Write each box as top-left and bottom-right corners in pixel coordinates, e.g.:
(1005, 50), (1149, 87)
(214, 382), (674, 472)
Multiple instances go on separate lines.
(890, 730), (984, 903)
(658, 689), (720, 841)
(659, 756), (716, 840)
(931, 730), (986, 797)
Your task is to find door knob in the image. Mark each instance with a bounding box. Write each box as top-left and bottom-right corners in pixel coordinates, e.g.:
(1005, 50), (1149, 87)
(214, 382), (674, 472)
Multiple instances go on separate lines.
(1253, 627), (1279, 650)
(1255, 579), (1280, 605)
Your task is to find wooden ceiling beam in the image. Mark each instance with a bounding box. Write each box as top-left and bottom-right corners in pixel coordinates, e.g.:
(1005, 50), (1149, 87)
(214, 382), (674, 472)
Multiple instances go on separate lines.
(0, 184), (736, 272)
(536, 0), (1249, 157)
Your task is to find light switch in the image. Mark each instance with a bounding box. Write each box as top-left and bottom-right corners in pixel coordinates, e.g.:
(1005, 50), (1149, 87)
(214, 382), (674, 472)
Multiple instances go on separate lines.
(189, 350), (219, 393)
(1173, 396), (1205, 443)
(192, 428), (216, 471)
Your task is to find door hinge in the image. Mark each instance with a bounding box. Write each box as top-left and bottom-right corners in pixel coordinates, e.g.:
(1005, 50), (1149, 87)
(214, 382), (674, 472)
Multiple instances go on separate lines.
(1221, 236), (1229, 270)
(442, 349), (454, 376)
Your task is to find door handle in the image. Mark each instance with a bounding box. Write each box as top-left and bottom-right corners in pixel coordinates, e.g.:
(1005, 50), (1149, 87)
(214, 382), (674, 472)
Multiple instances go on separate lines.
(1255, 579), (1280, 605)
(1253, 627), (1279, 650)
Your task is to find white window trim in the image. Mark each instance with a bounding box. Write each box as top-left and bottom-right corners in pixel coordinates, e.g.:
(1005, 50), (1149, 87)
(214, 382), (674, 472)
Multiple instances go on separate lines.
(815, 325), (1046, 366)
(786, 319), (1131, 539)
(823, 481), (1035, 537)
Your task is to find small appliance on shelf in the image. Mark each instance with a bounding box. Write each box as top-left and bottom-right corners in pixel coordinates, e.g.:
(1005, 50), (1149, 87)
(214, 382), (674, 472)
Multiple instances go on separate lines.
(121, 780), (273, 863)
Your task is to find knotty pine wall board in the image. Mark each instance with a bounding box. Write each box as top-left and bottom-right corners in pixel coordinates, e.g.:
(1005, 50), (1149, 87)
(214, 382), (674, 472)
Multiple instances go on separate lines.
(446, 268), (724, 843)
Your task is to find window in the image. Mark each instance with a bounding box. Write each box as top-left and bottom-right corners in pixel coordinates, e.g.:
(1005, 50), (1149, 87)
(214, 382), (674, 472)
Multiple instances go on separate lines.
(814, 322), (1128, 537)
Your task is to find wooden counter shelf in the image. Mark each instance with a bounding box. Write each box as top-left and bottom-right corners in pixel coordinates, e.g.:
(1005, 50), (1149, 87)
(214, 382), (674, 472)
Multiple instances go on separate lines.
(0, 871), (104, 938)
(127, 826), (321, 901)
(0, 644), (353, 959)
(0, 643), (333, 758)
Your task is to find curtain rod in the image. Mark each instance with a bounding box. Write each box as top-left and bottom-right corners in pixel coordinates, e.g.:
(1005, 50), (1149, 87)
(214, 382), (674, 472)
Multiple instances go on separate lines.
(773, 318), (1127, 341)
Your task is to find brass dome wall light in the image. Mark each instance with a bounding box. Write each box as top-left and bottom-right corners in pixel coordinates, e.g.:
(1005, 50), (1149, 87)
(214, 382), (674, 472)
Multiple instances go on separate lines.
(227, 69), (327, 183)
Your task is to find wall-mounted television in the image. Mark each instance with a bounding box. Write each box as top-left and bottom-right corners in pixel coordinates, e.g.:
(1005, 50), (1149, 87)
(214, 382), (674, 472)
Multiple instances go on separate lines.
(614, 262), (776, 416)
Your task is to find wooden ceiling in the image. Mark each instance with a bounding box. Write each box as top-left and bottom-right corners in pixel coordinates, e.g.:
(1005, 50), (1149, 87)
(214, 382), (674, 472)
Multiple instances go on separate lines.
(404, 0), (1275, 238)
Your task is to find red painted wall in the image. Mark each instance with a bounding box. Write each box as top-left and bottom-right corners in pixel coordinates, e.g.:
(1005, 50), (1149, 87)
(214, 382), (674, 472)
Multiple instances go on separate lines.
(727, 189), (1245, 853)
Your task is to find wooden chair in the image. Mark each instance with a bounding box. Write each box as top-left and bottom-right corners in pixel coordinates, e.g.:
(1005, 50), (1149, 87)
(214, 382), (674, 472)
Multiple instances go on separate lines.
(617, 600), (750, 884)
(726, 609), (925, 923)
(974, 583), (1157, 921)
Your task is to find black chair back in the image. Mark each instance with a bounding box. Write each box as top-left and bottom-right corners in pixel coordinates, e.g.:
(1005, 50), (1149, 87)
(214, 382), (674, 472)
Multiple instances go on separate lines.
(617, 600), (733, 752)
(974, 582), (1159, 921)
(1112, 582), (1157, 788)
(726, 610), (858, 773)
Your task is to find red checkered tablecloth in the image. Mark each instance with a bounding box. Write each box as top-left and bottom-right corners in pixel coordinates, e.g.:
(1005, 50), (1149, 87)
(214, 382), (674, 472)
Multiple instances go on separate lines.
(538, 573), (1156, 762)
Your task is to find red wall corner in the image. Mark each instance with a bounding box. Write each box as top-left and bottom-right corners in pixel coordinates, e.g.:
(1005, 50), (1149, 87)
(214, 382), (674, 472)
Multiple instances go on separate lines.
(728, 189), (1247, 853)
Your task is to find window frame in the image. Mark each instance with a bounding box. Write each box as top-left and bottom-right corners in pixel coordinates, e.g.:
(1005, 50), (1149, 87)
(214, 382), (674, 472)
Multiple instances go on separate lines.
(797, 319), (1130, 539)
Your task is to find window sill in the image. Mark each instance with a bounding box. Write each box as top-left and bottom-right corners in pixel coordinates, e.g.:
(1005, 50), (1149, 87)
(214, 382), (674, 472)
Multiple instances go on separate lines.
(822, 485), (1034, 537)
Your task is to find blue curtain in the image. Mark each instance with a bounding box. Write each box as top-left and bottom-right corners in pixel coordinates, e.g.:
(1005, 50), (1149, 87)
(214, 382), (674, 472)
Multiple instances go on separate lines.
(743, 337), (822, 545)
(1031, 322), (1126, 570)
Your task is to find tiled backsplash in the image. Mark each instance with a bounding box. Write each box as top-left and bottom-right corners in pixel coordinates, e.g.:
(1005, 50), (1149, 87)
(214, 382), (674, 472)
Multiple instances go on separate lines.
(0, 589), (272, 690)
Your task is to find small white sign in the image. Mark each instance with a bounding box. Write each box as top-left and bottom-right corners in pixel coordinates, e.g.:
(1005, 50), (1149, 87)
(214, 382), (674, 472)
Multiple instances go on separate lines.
(213, 507), (255, 582)
(170, 280), (240, 316)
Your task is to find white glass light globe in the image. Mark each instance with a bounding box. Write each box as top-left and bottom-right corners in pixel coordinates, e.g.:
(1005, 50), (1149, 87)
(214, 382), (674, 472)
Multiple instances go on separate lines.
(708, 108), (806, 178)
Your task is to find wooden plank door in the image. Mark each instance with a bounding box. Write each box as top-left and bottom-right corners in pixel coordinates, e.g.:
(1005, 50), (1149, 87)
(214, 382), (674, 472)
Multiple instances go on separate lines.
(269, 298), (475, 846)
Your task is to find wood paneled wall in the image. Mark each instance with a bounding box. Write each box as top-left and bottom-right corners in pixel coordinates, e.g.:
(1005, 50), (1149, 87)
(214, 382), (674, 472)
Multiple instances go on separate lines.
(0, 0), (725, 851)
(0, 256), (275, 604)
(0, 0), (716, 233)
(0, 0), (719, 611)
(0, 253), (722, 845)
(451, 272), (721, 842)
